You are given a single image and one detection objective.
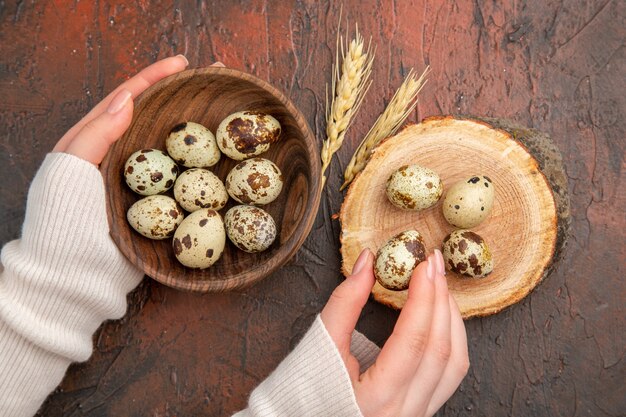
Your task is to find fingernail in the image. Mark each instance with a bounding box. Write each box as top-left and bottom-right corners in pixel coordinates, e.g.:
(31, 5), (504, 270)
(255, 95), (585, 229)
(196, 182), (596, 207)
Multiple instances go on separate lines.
(107, 89), (132, 114)
(426, 257), (435, 281)
(351, 249), (371, 276)
(176, 54), (189, 66)
(211, 61), (226, 68)
(434, 249), (446, 276)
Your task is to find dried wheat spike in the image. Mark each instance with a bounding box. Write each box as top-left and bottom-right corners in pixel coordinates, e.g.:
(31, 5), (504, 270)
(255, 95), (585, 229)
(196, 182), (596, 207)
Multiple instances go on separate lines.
(320, 23), (374, 188)
(341, 67), (429, 190)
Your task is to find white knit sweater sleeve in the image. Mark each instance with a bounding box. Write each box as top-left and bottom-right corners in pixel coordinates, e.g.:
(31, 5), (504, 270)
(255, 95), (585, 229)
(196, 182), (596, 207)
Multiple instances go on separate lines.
(0, 153), (144, 417)
(233, 315), (381, 417)
(0, 152), (382, 417)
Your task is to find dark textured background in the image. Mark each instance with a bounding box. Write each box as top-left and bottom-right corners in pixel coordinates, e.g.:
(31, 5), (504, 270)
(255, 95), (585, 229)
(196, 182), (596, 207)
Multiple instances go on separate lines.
(1, 1), (624, 416)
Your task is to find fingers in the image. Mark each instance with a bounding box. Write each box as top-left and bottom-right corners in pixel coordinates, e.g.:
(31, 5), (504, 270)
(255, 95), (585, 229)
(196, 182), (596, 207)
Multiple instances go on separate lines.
(54, 55), (189, 152)
(352, 251), (469, 417)
(364, 254), (436, 391)
(425, 295), (469, 416)
(321, 249), (375, 352)
(63, 89), (133, 165)
(401, 259), (452, 414)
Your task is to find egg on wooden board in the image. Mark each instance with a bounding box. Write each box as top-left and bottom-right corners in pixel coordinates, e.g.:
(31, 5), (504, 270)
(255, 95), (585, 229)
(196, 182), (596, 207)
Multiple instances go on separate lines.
(386, 164), (443, 211)
(442, 230), (494, 278)
(374, 230), (427, 291)
(443, 175), (494, 228)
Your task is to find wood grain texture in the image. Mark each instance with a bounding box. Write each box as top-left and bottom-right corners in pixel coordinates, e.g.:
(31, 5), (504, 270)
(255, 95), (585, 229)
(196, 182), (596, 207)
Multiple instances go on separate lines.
(101, 67), (321, 292)
(340, 116), (568, 318)
(0, 1), (624, 416)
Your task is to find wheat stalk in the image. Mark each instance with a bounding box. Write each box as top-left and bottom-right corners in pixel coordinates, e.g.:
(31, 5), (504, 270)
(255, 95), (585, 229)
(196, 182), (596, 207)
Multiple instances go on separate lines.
(340, 66), (429, 190)
(320, 22), (374, 188)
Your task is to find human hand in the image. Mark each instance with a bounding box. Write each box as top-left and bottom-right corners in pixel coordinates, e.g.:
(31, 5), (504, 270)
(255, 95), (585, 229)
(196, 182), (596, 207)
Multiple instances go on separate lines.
(321, 249), (469, 417)
(51, 55), (222, 165)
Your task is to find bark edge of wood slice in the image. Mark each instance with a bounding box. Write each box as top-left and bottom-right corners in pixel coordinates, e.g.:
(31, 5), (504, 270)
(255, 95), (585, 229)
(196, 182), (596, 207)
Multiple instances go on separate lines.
(340, 116), (570, 319)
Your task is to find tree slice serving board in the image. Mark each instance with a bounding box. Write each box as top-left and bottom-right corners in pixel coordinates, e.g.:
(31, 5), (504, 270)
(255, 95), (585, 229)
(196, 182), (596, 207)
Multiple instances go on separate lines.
(340, 116), (570, 319)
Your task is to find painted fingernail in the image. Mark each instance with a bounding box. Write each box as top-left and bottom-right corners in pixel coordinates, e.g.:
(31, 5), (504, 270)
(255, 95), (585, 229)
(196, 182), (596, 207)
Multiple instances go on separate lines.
(352, 248), (371, 276)
(426, 256), (435, 281)
(107, 89), (132, 114)
(434, 249), (446, 275)
(176, 54), (189, 66)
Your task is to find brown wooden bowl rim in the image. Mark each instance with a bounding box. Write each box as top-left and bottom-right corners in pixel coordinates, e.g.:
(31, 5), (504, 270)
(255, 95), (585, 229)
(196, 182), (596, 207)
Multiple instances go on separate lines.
(101, 66), (322, 292)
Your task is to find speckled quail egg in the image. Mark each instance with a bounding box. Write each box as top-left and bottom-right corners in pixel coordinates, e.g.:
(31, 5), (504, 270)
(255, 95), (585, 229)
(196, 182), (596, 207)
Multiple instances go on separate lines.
(166, 122), (221, 168)
(172, 208), (225, 269)
(374, 230), (427, 291)
(226, 158), (283, 205)
(442, 230), (494, 278)
(224, 205), (277, 253)
(126, 195), (184, 240)
(216, 111), (281, 160)
(173, 168), (228, 212)
(124, 149), (178, 195)
(386, 164), (443, 210)
(443, 175), (495, 228)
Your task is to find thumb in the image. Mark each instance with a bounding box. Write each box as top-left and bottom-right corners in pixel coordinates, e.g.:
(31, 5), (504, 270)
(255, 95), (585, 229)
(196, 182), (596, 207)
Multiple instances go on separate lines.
(63, 88), (134, 165)
(321, 249), (375, 350)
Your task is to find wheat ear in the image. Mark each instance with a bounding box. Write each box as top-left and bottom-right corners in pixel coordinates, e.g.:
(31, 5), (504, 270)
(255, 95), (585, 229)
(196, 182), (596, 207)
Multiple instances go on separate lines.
(340, 66), (429, 190)
(320, 24), (374, 188)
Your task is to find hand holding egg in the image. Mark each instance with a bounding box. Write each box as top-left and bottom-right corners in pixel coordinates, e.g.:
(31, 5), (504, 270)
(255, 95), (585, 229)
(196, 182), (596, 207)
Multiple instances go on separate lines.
(374, 230), (427, 290)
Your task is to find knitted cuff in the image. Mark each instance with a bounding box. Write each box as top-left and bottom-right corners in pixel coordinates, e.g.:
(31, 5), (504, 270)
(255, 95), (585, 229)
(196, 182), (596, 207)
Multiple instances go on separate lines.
(234, 315), (364, 417)
(0, 152), (143, 362)
(351, 329), (381, 372)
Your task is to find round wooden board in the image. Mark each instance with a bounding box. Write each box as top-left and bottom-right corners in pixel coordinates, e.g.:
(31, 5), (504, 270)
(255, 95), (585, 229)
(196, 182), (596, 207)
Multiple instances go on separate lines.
(340, 116), (569, 319)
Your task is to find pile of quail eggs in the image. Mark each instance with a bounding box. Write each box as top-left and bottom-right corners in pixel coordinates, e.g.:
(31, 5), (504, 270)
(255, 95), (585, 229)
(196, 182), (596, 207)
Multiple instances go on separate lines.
(374, 164), (495, 291)
(123, 111), (283, 269)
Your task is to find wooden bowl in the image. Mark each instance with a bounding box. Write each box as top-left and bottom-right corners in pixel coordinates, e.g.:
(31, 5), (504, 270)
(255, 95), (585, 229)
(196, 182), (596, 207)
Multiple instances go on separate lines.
(340, 116), (570, 319)
(100, 67), (321, 292)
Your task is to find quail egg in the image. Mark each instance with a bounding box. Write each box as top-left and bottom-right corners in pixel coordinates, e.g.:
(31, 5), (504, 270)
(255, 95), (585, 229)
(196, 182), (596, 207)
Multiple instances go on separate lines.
(124, 149), (178, 195)
(173, 168), (228, 212)
(442, 230), (494, 278)
(386, 164), (443, 210)
(226, 158), (283, 205)
(443, 175), (495, 228)
(172, 208), (225, 269)
(166, 122), (221, 168)
(224, 205), (277, 253)
(374, 230), (427, 291)
(126, 195), (184, 240)
(216, 111), (281, 160)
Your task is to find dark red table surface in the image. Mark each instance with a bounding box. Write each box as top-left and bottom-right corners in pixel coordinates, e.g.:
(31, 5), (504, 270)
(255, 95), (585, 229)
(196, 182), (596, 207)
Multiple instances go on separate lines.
(1, 1), (624, 416)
